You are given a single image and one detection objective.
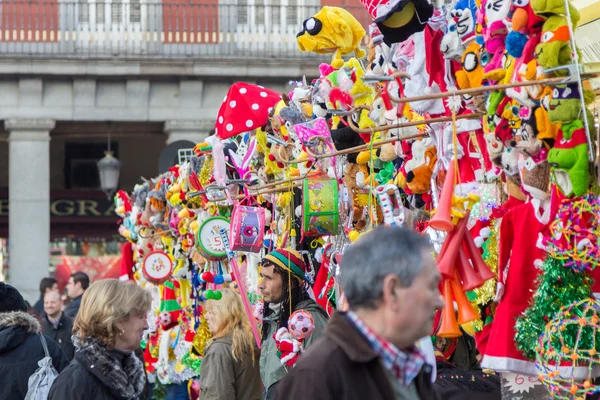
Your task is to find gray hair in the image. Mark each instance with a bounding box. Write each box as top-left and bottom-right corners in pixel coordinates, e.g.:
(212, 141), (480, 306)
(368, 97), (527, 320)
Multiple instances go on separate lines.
(340, 226), (431, 310)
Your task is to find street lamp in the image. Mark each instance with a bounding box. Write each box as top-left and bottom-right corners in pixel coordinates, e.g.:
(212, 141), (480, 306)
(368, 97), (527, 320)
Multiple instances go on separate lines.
(97, 126), (121, 199)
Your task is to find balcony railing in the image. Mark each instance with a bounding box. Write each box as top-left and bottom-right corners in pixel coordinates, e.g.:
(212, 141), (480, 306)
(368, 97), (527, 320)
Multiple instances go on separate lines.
(0, 1), (371, 59)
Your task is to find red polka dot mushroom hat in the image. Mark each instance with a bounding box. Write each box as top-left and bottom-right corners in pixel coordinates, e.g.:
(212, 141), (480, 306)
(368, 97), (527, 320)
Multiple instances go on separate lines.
(215, 82), (282, 139)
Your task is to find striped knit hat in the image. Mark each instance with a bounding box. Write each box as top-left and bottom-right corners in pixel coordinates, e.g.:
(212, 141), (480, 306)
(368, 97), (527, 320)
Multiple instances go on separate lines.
(262, 248), (307, 281)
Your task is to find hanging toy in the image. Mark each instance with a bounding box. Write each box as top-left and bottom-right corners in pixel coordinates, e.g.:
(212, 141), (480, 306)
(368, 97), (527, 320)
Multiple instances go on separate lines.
(230, 204), (265, 253)
(288, 310), (316, 341)
(375, 184), (407, 226)
(296, 6), (367, 69)
(196, 217), (231, 260)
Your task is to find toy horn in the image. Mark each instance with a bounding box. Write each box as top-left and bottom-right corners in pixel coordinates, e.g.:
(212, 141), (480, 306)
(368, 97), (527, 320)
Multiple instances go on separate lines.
(436, 279), (461, 338)
(451, 276), (480, 325)
(455, 245), (484, 291)
(463, 230), (496, 281)
(437, 214), (469, 279)
(429, 162), (456, 232)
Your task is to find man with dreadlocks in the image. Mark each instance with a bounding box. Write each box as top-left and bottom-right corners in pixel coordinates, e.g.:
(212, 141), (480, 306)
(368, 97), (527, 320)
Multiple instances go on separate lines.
(258, 248), (328, 400)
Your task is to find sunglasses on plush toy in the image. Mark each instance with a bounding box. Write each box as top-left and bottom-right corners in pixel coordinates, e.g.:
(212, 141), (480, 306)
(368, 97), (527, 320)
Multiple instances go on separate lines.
(552, 84), (580, 100)
(541, 25), (570, 44)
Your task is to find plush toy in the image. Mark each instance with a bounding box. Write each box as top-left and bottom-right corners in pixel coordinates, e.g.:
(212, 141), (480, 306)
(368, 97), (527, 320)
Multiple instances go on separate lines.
(535, 16), (574, 74)
(274, 327), (302, 367)
(455, 42), (484, 95)
(535, 86), (559, 145)
(159, 280), (183, 331)
(441, 11), (466, 60)
(453, 0), (479, 45)
(297, 7), (367, 68)
(520, 151), (551, 200)
(531, 0), (580, 24)
(547, 120), (591, 197)
(406, 146), (437, 194)
(548, 83), (596, 125)
(404, 28), (446, 115)
(360, 0), (434, 45)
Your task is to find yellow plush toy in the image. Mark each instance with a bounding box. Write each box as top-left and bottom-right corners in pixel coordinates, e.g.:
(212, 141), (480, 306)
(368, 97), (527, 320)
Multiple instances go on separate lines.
(297, 6), (366, 68)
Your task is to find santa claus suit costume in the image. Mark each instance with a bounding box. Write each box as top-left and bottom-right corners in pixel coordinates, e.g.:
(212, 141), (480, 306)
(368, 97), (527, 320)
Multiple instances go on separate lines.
(481, 198), (552, 375)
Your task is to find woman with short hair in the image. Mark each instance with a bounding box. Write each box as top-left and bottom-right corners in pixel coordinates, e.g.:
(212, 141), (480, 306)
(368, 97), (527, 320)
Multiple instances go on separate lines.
(49, 279), (152, 400)
(200, 289), (261, 400)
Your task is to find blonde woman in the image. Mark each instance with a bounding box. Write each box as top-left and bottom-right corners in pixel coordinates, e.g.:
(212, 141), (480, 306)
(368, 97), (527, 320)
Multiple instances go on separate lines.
(49, 279), (151, 400)
(200, 289), (261, 400)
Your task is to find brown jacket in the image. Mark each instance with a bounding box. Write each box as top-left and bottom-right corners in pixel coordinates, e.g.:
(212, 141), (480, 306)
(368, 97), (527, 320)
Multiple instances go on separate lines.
(275, 312), (440, 400)
(199, 335), (262, 400)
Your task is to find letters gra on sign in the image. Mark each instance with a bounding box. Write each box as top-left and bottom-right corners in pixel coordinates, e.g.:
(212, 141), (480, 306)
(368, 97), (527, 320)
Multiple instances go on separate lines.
(0, 198), (115, 218)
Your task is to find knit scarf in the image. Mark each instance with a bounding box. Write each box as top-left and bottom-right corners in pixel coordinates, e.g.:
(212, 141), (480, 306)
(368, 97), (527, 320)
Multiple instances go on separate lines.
(73, 336), (145, 399)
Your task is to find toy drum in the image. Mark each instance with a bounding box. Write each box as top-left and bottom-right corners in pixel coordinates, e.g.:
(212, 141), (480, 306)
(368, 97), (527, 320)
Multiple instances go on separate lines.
(229, 204), (265, 253)
(142, 251), (173, 284)
(196, 216), (231, 260)
(302, 175), (339, 237)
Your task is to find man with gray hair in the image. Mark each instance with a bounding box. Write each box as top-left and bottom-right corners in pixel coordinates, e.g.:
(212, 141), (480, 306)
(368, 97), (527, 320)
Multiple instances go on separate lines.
(275, 227), (444, 400)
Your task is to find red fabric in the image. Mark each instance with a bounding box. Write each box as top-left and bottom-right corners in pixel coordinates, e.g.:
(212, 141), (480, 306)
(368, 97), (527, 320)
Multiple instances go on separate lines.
(313, 254), (335, 315)
(120, 242), (135, 281)
(484, 201), (552, 365)
(215, 83), (281, 139)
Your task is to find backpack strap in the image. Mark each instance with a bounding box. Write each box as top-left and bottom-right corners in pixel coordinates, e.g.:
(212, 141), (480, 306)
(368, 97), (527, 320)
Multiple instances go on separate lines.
(38, 333), (51, 358)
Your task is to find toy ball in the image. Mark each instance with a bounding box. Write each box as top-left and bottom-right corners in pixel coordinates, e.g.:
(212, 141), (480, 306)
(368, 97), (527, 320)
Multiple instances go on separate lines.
(159, 311), (172, 326)
(201, 271), (214, 283)
(288, 310), (315, 340)
(213, 291), (223, 300)
(213, 274), (225, 285)
(204, 289), (215, 300)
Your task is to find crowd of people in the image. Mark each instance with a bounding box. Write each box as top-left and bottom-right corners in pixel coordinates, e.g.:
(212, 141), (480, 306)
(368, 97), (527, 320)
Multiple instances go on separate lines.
(0, 227), (501, 400)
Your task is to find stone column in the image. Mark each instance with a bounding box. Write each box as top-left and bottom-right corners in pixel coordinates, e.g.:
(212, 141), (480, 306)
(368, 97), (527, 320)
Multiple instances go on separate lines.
(5, 119), (54, 303)
(164, 120), (213, 145)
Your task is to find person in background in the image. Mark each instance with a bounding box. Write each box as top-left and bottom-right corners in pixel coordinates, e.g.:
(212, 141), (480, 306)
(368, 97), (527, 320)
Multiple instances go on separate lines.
(64, 271), (90, 318)
(32, 277), (59, 317)
(276, 227), (444, 400)
(0, 282), (69, 399)
(200, 289), (261, 400)
(43, 290), (75, 361)
(49, 279), (151, 400)
(258, 248), (329, 400)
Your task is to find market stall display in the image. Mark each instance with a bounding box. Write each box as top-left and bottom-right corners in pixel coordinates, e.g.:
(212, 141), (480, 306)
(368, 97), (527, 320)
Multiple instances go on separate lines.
(113, 2), (600, 398)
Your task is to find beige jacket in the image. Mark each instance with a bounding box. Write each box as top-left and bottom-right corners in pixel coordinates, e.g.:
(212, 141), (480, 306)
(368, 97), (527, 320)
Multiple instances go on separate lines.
(199, 334), (262, 400)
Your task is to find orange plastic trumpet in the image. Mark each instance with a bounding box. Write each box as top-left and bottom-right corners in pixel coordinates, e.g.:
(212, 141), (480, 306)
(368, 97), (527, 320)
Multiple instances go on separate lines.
(429, 162), (456, 232)
(450, 276), (480, 325)
(436, 279), (461, 338)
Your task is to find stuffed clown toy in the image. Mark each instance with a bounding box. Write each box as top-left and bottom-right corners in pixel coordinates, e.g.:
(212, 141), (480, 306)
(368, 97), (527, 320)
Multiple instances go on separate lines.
(159, 280), (183, 331)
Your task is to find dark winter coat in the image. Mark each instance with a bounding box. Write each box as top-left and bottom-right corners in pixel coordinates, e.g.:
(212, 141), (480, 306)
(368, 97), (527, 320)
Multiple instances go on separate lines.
(0, 311), (69, 400)
(49, 336), (146, 400)
(32, 297), (45, 318)
(200, 335), (262, 400)
(63, 294), (82, 318)
(43, 312), (75, 360)
(275, 311), (440, 400)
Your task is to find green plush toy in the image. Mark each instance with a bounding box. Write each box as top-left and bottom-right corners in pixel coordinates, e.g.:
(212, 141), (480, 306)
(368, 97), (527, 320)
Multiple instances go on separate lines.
(548, 83), (597, 125)
(547, 120), (590, 197)
(531, 0), (580, 26)
(535, 16), (574, 74)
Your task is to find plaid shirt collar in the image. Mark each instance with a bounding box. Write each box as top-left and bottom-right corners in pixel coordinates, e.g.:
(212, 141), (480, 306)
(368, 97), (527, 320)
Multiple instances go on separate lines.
(346, 310), (426, 386)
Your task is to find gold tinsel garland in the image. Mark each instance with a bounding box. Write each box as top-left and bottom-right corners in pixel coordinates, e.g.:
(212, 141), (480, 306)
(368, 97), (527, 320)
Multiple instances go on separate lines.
(193, 315), (213, 357)
(470, 224), (499, 331)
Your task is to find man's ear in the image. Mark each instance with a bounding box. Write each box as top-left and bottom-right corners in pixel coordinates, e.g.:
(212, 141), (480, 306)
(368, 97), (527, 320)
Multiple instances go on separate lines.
(382, 274), (403, 306)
